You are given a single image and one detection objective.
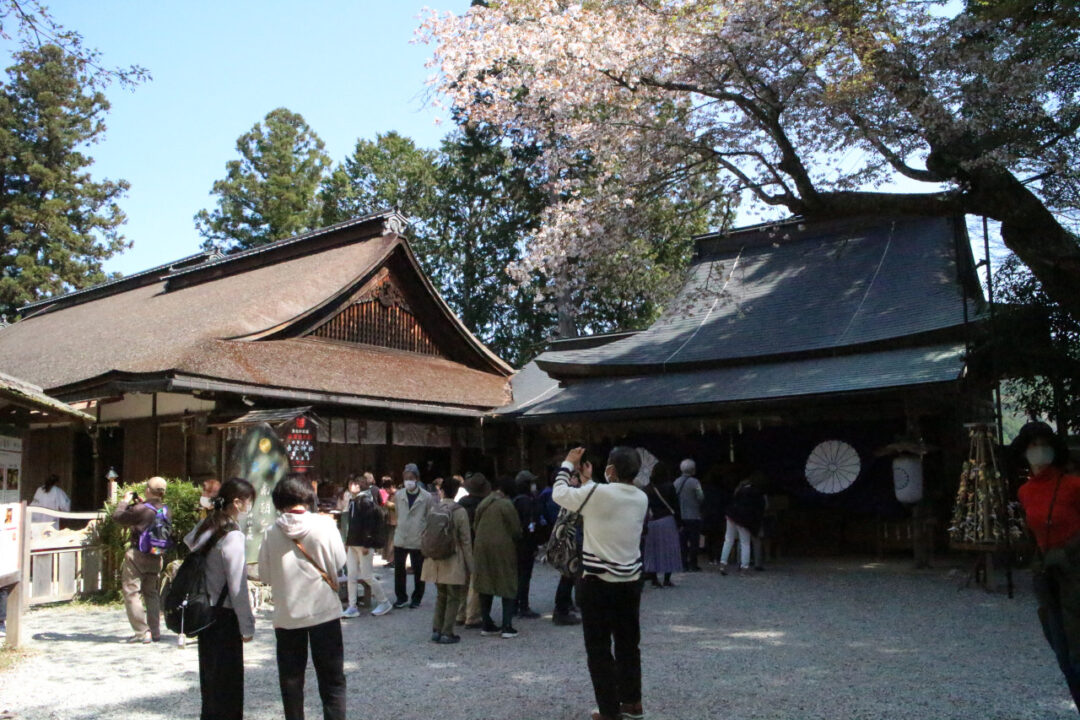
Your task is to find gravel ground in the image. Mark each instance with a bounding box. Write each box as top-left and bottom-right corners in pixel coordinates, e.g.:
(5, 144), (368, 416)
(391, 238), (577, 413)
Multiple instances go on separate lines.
(0, 558), (1074, 720)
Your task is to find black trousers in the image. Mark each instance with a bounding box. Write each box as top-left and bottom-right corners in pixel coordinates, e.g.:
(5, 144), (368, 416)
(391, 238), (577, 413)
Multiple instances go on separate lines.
(554, 574), (578, 615)
(275, 619), (346, 720)
(394, 547), (426, 604)
(480, 593), (517, 630)
(198, 607), (244, 720)
(681, 519), (703, 570)
(516, 545), (537, 610)
(579, 576), (643, 719)
(1034, 567), (1080, 708)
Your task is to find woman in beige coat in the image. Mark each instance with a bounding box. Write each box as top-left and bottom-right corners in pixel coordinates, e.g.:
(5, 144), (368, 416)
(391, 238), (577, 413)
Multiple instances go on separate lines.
(472, 476), (522, 638)
(420, 476), (473, 644)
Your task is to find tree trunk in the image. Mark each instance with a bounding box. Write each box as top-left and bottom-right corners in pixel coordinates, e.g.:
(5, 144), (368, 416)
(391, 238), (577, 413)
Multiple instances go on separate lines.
(555, 266), (578, 339)
(962, 167), (1080, 323)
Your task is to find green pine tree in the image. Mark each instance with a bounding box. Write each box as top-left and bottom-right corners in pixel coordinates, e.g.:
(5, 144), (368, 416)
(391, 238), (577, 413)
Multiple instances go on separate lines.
(0, 44), (130, 320)
(195, 108), (331, 252)
(319, 131), (439, 227)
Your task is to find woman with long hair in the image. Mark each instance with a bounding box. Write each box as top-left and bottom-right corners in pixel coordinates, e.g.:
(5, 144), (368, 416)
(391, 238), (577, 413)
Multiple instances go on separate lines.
(642, 462), (681, 588)
(183, 477), (257, 720)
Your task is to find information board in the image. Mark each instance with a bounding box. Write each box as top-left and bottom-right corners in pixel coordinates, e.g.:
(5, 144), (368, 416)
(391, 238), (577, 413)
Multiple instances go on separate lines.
(0, 502), (23, 586)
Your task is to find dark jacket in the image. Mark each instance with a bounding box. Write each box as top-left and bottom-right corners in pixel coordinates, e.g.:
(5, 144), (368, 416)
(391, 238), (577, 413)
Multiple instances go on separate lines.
(458, 493), (485, 535)
(112, 499), (162, 548)
(345, 488), (385, 548)
(513, 493), (541, 550)
(726, 481), (765, 535)
(473, 493), (522, 597)
(702, 483), (730, 530)
(647, 482), (680, 523)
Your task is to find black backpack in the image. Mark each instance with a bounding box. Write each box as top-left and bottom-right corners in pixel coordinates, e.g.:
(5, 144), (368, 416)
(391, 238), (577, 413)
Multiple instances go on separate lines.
(163, 533), (228, 638)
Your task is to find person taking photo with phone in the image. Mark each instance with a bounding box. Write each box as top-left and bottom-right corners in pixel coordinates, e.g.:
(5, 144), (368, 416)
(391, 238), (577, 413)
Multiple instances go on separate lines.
(553, 447), (649, 720)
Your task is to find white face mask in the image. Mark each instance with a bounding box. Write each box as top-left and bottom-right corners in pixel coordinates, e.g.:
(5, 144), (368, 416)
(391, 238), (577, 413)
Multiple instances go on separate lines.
(1026, 445), (1055, 468)
(199, 495), (213, 510)
(530, 483), (538, 494)
(405, 480), (417, 492)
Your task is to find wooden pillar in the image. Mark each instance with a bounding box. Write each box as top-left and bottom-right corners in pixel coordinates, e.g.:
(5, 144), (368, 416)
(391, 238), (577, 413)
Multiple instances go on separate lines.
(385, 421), (394, 479)
(7, 502), (30, 648)
(518, 424), (527, 472)
(90, 426), (102, 510)
(152, 394), (159, 475)
(450, 426), (462, 476)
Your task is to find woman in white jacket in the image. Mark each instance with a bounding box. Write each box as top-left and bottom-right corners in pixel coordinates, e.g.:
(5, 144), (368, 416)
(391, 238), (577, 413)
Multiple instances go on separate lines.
(258, 476), (347, 720)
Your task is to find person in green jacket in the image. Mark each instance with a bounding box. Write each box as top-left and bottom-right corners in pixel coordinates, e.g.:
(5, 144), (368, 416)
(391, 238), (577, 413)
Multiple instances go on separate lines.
(472, 475), (522, 638)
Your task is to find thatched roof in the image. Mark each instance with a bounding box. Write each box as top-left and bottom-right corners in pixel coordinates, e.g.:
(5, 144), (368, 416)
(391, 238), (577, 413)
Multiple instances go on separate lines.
(0, 212), (510, 415)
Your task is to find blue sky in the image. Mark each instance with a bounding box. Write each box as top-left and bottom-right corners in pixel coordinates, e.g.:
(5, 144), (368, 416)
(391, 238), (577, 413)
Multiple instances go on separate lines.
(40, 1), (458, 276)
(18, 2), (1007, 280)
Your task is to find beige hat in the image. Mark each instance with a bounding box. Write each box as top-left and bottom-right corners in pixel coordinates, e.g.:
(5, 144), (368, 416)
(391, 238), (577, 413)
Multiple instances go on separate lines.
(146, 476), (167, 497)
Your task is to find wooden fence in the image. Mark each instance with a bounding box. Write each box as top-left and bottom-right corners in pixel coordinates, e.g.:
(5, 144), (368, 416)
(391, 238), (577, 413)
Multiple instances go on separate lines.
(26, 507), (105, 605)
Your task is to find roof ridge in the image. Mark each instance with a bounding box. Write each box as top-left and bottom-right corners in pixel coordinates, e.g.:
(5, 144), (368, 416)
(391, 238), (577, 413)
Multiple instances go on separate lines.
(165, 211), (405, 282)
(19, 250), (213, 315)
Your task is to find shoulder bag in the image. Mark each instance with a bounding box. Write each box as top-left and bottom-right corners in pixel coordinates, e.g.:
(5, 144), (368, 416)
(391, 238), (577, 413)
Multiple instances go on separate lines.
(545, 482), (599, 578)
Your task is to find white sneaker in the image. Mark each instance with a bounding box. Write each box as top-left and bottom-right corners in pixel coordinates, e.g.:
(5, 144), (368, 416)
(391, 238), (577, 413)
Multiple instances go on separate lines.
(371, 601), (393, 617)
(341, 606), (361, 619)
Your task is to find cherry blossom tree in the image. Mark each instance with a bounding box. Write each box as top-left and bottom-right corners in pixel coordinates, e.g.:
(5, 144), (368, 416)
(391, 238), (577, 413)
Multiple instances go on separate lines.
(422, 0), (1080, 319)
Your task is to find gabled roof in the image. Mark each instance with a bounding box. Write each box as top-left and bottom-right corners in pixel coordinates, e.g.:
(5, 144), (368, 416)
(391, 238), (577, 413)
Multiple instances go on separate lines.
(0, 214), (511, 414)
(0, 371), (95, 426)
(537, 215), (980, 378)
(497, 215), (981, 422)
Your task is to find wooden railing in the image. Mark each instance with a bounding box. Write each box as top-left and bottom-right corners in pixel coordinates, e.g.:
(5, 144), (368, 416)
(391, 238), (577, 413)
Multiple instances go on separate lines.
(26, 507), (105, 605)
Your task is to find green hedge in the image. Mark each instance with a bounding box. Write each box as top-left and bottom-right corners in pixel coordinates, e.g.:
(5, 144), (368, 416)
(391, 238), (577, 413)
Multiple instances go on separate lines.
(91, 478), (202, 596)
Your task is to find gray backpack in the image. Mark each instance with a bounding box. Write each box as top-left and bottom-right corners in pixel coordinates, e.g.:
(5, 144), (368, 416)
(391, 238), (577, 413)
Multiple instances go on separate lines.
(420, 502), (458, 560)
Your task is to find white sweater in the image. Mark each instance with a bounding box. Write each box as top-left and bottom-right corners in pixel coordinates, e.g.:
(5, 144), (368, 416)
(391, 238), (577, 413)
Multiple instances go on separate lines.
(552, 462), (648, 582)
(257, 510), (346, 630)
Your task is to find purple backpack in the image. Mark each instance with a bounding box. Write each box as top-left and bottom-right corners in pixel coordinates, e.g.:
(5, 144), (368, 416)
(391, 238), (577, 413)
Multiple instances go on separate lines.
(137, 505), (173, 555)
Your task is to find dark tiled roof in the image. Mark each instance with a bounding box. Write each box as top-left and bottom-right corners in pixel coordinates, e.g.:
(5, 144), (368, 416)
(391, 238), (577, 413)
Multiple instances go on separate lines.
(511, 343), (967, 420)
(500, 361), (562, 415)
(538, 215), (978, 376)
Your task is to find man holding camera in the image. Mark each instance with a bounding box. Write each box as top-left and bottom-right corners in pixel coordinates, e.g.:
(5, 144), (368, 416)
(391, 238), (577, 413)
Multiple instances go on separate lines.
(112, 476), (168, 643)
(553, 447), (649, 720)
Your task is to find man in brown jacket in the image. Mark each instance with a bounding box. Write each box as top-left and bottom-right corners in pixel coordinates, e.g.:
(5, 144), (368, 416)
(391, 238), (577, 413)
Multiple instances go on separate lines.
(112, 476), (168, 643)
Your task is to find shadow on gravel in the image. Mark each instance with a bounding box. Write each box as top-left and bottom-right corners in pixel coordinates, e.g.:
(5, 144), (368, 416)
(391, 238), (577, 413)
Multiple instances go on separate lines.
(33, 632), (132, 643)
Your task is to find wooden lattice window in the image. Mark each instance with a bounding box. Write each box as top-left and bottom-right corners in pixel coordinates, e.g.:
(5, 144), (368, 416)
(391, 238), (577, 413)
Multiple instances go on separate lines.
(310, 273), (441, 356)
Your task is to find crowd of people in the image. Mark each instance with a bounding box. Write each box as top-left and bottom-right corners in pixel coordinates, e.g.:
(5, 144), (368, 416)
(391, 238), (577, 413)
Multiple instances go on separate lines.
(14, 429), (1080, 717)
(106, 448), (767, 720)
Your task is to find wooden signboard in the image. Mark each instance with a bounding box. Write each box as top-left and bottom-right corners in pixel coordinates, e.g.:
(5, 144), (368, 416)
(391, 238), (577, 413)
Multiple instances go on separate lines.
(284, 416), (316, 474)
